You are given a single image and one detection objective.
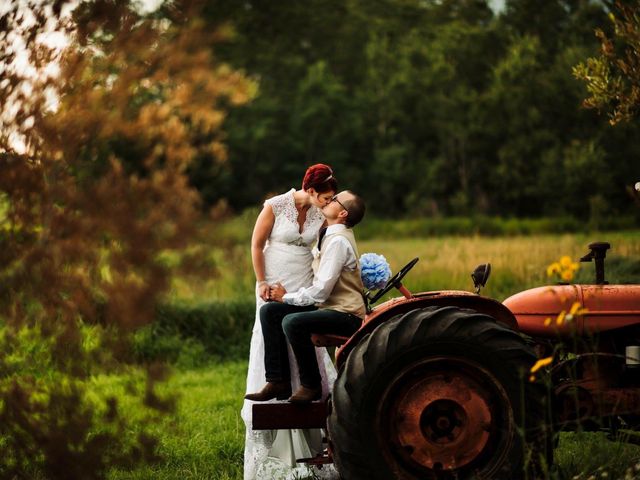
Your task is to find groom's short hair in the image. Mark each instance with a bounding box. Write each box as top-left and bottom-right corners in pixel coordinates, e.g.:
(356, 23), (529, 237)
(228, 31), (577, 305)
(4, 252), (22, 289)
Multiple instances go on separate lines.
(343, 191), (365, 228)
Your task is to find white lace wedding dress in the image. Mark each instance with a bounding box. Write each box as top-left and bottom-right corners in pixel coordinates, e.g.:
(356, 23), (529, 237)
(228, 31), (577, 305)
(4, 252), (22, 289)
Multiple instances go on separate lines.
(242, 189), (340, 480)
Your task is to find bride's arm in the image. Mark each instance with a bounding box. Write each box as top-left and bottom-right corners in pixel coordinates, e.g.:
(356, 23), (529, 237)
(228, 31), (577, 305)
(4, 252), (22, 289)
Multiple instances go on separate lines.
(251, 204), (275, 301)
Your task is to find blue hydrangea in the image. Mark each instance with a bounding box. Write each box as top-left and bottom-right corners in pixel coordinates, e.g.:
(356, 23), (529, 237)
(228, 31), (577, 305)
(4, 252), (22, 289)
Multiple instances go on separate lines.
(360, 253), (392, 290)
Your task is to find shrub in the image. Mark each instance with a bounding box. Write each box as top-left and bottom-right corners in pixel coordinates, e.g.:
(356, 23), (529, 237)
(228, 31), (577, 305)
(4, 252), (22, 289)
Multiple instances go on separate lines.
(134, 301), (255, 364)
(355, 215), (637, 239)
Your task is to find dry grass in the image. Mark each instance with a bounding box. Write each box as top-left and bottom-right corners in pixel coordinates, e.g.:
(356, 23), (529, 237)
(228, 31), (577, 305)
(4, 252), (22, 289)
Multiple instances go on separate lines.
(167, 230), (640, 303)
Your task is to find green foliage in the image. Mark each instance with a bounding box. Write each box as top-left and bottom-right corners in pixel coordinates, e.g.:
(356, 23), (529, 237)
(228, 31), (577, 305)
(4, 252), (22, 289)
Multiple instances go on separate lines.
(0, 0), (252, 476)
(356, 215), (638, 239)
(554, 432), (640, 480)
(0, 324), (169, 479)
(134, 301), (255, 364)
(573, 0), (640, 124)
(187, 0), (638, 221)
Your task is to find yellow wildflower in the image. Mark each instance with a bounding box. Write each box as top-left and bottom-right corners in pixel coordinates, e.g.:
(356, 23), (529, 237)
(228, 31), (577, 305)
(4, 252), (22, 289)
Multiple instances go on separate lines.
(530, 356), (553, 373)
(544, 302), (587, 329)
(546, 255), (579, 283)
(561, 269), (575, 282)
(569, 302), (587, 316)
(559, 256), (573, 268)
(564, 302), (588, 323)
(529, 356), (553, 382)
(546, 262), (561, 277)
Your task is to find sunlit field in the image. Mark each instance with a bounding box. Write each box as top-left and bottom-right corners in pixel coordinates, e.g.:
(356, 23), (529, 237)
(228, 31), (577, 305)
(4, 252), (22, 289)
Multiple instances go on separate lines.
(169, 228), (640, 303)
(127, 228), (640, 480)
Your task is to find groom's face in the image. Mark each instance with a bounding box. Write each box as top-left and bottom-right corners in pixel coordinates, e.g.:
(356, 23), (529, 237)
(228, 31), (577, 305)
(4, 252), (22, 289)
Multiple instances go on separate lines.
(324, 191), (351, 222)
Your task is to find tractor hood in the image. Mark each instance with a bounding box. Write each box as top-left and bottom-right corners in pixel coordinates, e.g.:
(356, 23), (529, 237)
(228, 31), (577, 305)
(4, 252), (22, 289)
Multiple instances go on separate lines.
(503, 284), (640, 338)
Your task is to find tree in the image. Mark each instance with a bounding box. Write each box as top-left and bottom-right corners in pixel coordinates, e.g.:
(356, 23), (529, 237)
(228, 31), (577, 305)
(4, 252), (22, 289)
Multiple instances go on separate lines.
(0, 0), (252, 476)
(573, 0), (640, 124)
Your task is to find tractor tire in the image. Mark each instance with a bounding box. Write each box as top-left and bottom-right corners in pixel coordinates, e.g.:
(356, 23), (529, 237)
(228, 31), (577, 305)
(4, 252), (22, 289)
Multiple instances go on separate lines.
(328, 306), (553, 480)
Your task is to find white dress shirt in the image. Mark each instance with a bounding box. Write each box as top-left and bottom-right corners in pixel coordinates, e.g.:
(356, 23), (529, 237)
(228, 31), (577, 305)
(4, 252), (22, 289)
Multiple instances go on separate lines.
(283, 224), (357, 306)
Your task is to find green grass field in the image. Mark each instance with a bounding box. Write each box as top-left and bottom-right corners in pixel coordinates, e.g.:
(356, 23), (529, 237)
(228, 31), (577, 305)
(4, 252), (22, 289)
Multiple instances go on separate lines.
(115, 230), (640, 479)
(107, 363), (246, 480)
(102, 363), (640, 480)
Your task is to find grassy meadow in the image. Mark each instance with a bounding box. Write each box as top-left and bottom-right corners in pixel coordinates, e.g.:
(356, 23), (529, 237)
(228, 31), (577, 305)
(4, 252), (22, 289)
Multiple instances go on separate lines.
(169, 225), (640, 303)
(98, 363), (640, 480)
(106, 363), (246, 480)
(114, 225), (640, 480)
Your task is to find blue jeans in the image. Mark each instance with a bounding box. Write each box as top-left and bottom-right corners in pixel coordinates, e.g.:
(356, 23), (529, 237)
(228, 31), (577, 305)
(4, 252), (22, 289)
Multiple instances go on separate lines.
(260, 302), (362, 388)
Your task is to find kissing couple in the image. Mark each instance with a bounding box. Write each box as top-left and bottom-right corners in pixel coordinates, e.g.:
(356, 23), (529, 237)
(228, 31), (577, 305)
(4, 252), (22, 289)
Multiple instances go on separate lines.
(241, 164), (366, 480)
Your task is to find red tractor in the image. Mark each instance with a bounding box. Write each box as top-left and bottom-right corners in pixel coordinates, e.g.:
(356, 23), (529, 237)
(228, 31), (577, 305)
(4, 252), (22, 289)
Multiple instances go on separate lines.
(253, 241), (640, 479)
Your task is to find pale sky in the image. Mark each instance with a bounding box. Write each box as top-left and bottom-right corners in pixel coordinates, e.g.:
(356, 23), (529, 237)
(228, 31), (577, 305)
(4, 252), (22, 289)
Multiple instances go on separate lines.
(1, 0), (164, 153)
(489, 0), (506, 13)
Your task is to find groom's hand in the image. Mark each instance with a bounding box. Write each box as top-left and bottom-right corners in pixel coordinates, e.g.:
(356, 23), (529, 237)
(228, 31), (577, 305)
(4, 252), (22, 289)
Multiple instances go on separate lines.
(270, 283), (287, 302)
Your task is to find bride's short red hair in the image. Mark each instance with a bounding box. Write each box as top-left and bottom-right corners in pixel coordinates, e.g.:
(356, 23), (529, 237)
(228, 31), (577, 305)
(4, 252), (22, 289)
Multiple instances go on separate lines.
(302, 164), (337, 193)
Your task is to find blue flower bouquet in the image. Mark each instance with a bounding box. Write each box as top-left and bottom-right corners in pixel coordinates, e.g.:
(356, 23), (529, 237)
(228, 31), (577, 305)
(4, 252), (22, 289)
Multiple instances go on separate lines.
(360, 253), (392, 291)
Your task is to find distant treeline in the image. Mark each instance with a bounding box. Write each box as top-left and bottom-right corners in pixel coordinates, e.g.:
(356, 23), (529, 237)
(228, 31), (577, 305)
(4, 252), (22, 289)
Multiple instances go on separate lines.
(218, 210), (639, 245)
(183, 0), (638, 222)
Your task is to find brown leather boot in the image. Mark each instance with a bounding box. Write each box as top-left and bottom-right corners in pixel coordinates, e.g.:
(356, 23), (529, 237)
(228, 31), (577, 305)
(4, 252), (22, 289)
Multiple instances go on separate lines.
(244, 381), (292, 402)
(288, 385), (322, 404)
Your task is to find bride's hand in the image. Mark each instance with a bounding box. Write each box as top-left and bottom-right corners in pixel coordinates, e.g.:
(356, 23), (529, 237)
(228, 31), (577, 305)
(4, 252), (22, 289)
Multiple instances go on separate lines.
(257, 281), (270, 301)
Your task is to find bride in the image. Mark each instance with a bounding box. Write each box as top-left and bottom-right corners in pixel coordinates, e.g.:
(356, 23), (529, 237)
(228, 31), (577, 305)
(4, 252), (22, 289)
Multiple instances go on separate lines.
(242, 164), (340, 480)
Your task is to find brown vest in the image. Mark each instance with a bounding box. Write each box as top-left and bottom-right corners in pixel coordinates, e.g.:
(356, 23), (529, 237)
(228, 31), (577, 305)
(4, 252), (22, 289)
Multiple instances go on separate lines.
(312, 228), (366, 319)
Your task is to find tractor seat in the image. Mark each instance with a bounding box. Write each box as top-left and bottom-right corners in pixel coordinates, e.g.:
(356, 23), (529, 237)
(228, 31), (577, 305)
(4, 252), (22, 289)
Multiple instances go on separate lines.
(311, 333), (349, 347)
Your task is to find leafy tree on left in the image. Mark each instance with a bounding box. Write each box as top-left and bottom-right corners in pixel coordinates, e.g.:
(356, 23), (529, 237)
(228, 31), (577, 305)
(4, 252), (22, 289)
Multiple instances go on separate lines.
(0, 0), (253, 477)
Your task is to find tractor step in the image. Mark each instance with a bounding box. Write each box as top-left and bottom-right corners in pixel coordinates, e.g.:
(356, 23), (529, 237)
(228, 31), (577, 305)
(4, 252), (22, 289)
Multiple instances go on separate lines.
(252, 401), (327, 430)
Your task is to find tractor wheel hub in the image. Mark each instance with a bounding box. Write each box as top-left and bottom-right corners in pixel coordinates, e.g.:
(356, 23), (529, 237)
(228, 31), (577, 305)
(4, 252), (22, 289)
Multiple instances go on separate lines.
(384, 359), (502, 472)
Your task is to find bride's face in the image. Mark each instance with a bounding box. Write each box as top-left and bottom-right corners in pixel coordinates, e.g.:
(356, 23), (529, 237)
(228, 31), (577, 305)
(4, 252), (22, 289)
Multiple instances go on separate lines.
(308, 189), (334, 208)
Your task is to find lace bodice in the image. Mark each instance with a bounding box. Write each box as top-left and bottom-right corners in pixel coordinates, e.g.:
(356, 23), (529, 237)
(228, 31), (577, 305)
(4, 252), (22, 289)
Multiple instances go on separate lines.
(265, 189), (325, 248)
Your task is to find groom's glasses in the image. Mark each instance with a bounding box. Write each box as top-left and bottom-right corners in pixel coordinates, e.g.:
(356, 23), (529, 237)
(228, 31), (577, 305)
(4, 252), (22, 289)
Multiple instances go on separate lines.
(331, 195), (349, 213)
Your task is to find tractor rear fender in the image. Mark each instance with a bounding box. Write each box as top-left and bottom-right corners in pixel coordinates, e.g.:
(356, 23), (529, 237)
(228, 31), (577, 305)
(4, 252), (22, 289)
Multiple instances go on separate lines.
(336, 291), (518, 368)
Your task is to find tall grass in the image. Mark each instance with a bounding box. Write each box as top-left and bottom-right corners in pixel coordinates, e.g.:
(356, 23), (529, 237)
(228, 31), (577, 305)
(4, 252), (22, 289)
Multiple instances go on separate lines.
(555, 432), (640, 479)
(168, 230), (640, 303)
(365, 231), (640, 301)
(107, 363), (246, 480)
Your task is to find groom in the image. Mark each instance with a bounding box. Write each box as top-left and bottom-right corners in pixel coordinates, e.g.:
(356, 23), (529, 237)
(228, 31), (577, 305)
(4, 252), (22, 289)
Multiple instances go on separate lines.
(245, 190), (366, 404)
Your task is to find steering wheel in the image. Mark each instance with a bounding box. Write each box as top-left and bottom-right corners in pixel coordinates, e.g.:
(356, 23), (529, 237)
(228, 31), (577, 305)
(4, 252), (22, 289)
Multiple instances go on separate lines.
(368, 257), (419, 304)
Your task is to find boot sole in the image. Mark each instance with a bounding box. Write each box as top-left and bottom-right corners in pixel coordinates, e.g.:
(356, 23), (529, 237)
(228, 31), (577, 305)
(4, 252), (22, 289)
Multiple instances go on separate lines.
(244, 391), (292, 402)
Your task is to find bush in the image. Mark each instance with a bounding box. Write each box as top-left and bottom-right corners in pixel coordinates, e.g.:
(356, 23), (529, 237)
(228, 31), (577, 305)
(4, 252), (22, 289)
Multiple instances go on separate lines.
(355, 215), (638, 239)
(134, 301), (255, 364)
(0, 324), (165, 479)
